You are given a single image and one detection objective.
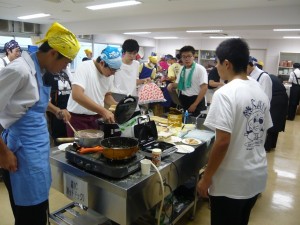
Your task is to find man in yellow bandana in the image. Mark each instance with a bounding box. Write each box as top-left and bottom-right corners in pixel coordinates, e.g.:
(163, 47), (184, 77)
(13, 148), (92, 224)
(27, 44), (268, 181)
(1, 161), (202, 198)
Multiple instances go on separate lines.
(0, 22), (80, 225)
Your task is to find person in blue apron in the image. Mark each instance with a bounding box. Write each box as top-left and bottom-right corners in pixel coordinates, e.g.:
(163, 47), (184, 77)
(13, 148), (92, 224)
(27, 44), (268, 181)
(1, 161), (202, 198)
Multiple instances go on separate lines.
(0, 22), (80, 225)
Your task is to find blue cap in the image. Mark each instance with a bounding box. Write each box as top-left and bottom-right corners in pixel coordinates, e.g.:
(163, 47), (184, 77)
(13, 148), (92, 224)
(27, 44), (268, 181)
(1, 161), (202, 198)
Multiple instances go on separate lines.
(100, 46), (122, 70)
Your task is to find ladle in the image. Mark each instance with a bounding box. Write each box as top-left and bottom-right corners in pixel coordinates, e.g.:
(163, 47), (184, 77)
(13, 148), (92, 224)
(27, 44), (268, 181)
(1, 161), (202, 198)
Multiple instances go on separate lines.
(66, 121), (79, 136)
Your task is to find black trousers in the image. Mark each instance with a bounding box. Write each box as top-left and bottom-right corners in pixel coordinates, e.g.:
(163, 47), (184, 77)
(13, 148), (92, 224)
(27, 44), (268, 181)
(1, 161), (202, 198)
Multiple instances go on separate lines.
(1, 169), (49, 225)
(287, 84), (300, 120)
(209, 194), (259, 225)
(179, 94), (206, 117)
(264, 130), (279, 151)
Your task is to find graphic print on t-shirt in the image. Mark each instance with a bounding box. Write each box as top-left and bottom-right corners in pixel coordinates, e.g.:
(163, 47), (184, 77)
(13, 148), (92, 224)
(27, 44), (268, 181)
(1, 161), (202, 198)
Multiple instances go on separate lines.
(243, 99), (267, 148)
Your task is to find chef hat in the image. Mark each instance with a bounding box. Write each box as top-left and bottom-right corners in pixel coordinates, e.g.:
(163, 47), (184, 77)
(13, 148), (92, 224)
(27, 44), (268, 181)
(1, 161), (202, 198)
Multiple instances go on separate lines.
(36, 22), (80, 60)
(100, 46), (122, 70)
(4, 40), (20, 51)
(84, 49), (92, 54)
(149, 56), (158, 64)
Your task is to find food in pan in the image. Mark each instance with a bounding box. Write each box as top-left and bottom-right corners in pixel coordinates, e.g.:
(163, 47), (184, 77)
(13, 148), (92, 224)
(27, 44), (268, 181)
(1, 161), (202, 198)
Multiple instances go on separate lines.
(78, 131), (103, 138)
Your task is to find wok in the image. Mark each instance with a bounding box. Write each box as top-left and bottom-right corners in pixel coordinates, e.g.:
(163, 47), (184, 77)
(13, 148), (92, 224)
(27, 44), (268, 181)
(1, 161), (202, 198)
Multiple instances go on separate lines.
(56, 129), (104, 147)
(101, 137), (139, 160)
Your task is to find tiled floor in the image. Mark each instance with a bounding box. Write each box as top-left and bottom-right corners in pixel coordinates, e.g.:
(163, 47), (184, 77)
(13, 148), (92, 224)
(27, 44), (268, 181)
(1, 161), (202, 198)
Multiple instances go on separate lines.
(1, 116), (300, 225)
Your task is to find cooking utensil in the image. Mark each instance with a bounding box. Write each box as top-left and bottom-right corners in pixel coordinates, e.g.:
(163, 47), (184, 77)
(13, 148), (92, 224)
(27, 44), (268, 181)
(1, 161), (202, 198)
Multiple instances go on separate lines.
(98, 95), (138, 138)
(66, 121), (79, 136)
(56, 129), (104, 147)
(100, 137), (139, 160)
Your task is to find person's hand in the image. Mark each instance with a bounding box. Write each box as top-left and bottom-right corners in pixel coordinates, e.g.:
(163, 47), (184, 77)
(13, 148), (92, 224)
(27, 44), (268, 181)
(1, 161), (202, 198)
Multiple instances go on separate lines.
(144, 77), (151, 84)
(56, 109), (71, 122)
(0, 146), (17, 172)
(188, 103), (197, 113)
(101, 109), (115, 123)
(197, 176), (211, 198)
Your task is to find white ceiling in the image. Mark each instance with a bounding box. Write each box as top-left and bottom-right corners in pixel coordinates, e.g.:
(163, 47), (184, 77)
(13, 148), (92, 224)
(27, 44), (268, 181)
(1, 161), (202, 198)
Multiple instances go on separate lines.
(1, 0), (300, 39)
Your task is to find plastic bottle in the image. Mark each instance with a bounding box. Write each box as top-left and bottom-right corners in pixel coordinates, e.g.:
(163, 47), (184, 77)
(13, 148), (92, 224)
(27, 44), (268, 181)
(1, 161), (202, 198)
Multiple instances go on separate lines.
(184, 110), (189, 124)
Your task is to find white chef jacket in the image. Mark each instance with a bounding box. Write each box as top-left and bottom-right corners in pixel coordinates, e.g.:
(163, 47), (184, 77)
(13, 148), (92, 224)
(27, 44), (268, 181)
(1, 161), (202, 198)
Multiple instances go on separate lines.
(0, 52), (39, 129)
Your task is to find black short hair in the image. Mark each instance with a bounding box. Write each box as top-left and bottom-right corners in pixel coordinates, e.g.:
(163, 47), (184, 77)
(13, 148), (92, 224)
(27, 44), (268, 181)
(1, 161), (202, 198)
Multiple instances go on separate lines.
(216, 38), (249, 74)
(39, 41), (64, 59)
(122, 39), (139, 53)
(293, 63), (300, 69)
(179, 46), (196, 57)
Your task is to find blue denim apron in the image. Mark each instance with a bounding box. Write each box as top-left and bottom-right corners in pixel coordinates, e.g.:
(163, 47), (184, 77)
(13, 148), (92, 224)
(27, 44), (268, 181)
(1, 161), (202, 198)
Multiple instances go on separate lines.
(2, 52), (51, 206)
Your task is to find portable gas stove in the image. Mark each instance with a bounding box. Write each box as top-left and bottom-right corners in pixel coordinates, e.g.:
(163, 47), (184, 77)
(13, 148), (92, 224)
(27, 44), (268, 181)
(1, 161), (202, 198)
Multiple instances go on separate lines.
(134, 116), (177, 159)
(65, 145), (144, 179)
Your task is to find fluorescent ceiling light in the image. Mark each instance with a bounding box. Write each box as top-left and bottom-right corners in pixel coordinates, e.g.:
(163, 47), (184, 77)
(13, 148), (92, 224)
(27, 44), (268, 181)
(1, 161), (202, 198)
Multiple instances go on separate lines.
(18, 13), (50, 20)
(154, 37), (178, 39)
(124, 32), (151, 35)
(87, 0), (141, 10)
(283, 36), (300, 39)
(273, 29), (300, 32)
(210, 36), (239, 39)
(186, 30), (223, 33)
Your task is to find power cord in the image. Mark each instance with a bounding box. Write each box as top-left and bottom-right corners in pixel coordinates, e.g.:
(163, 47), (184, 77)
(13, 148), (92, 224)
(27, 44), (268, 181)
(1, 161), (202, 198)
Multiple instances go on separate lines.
(150, 161), (164, 225)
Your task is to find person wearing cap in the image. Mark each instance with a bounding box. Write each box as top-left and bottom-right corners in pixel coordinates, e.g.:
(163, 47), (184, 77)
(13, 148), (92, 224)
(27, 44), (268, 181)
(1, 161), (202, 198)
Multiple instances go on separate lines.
(247, 56), (272, 101)
(66, 46), (121, 136)
(139, 55), (158, 79)
(0, 22), (80, 225)
(0, 40), (21, 71)
(167, 55), (182, 82)
(82, 48), (93, 61)
(167, 45), (208, 116)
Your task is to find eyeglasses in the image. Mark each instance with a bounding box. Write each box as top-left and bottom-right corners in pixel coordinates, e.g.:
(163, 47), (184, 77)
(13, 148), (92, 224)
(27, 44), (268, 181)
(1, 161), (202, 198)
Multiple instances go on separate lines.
(181, 55), (194, 60)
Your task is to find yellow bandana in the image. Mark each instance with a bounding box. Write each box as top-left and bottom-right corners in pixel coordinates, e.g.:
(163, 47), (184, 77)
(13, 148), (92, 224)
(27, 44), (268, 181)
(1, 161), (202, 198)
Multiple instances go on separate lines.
(37, 22), (80, 60)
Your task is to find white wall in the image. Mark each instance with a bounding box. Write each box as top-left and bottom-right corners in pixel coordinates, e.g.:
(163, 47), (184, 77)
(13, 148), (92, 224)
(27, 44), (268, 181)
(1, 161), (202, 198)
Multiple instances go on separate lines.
(156, 39), (300, 75)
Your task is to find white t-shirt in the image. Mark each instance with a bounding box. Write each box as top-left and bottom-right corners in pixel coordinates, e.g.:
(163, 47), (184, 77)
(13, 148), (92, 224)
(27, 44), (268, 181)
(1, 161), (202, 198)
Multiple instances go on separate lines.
(176, 63), (208, 96)
(67, 60), (114, 115)
(0, 56), (10, 71)
(113, 60), (139, 96)
(288, 68), (300, 84)
(249, 66), (272, 101)
(204, 78), (273, 199)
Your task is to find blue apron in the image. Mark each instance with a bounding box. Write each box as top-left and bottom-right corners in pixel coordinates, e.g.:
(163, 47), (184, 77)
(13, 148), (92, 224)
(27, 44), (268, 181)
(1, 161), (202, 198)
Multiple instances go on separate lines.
(2, 52), (51, 206)
(139, 63), (153, 79)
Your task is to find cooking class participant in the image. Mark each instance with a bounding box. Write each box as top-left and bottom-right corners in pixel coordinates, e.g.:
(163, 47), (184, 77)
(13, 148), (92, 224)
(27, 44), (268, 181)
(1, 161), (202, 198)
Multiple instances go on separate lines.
(139, 55), (158, 80)
(167, 45), (208, 116)
(82, 48), (93, 61)
(0, 22), (80, 225)
(197, 38), (272, 225)
(247, 56), (272, 101)
(113, 39), (149, 117)
(66, 46), (122, 137)
(44, 68), (72, 146)
(287, 63), (300, 120)
(0, 40), (22, 71)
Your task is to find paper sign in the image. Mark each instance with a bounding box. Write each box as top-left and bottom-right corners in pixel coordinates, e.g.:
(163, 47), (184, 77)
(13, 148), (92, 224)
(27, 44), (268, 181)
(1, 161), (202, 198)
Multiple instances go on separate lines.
(63, 173), (88, 206)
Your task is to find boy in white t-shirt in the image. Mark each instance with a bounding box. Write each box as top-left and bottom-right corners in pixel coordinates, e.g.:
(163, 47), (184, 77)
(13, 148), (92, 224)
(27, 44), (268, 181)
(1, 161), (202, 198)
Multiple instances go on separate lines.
(197, 38), (273, 225)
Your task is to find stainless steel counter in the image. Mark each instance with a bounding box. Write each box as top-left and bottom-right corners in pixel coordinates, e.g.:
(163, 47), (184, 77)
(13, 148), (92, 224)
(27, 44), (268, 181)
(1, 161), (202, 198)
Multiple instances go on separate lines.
(50, 140), (212, 225)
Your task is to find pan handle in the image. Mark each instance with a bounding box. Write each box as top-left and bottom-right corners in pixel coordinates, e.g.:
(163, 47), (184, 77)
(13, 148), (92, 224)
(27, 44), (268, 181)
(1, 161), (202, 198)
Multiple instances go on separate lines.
(56, 137), (76, 143)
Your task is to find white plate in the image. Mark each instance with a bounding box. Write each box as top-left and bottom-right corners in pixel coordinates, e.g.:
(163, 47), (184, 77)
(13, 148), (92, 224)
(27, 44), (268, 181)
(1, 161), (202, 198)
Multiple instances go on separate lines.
(176, 145), (195, 154)
(182, 138), (202, 146)
(58, 143), (73, 151)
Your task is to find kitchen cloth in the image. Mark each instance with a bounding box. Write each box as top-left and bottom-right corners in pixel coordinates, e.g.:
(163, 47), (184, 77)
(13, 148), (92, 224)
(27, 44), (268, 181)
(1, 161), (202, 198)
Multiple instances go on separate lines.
(179, 129), (215, 147)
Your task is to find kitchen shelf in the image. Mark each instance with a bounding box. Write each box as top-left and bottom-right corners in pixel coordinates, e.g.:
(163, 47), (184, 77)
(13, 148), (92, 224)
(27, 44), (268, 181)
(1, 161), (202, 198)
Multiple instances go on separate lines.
(277, 52), (300, 81)
(200, 50), (216, 73)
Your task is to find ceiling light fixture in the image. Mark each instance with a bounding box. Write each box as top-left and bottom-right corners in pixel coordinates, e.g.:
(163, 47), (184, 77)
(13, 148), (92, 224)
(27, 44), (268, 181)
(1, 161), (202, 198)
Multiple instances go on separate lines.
(87, 0), (141, 10)
(186, 30), (223, 33)
(273, 29), (300, 32)
(283, 36), (300, 39)
(209, 36), (239, 39)
(18, 13), (50, 20)
(154, 37), (178, 39)
(123, 32), (151, 35)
